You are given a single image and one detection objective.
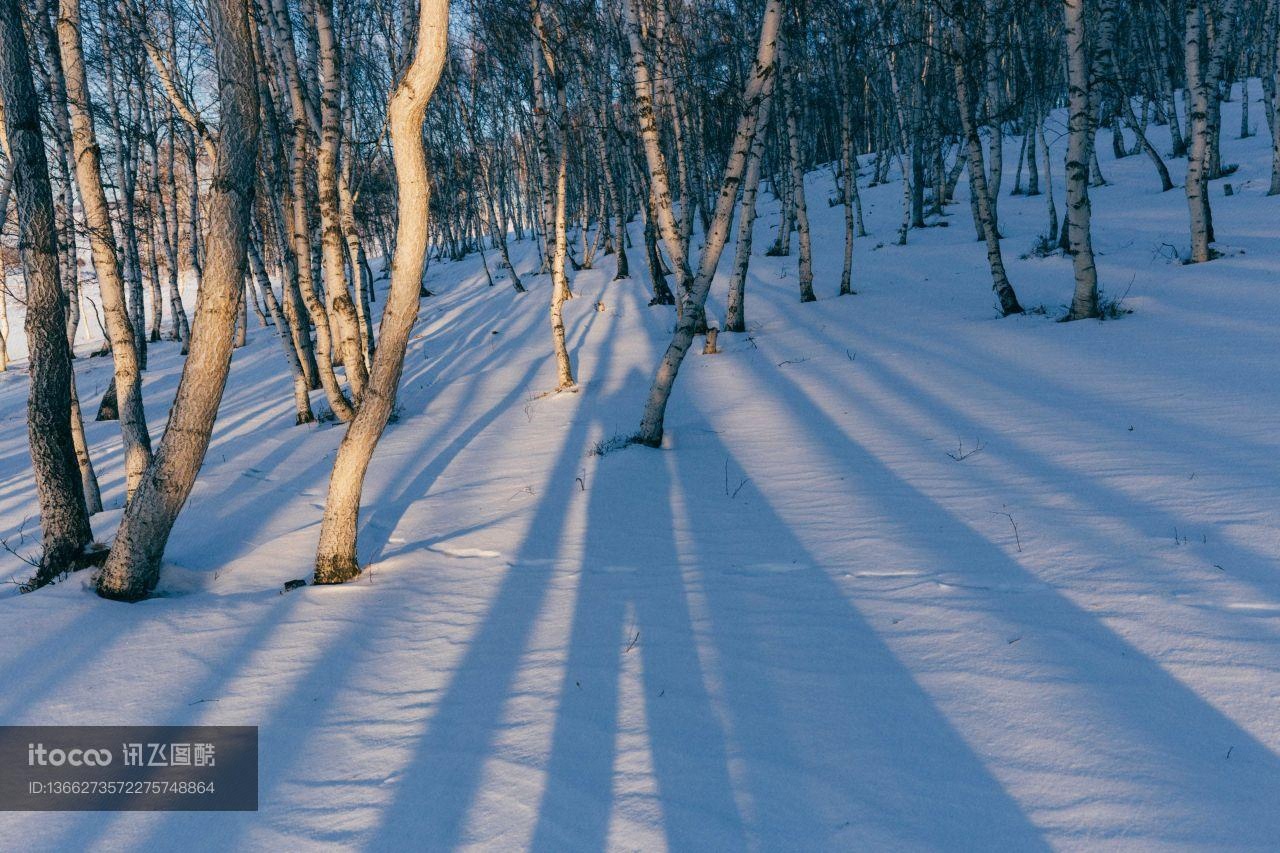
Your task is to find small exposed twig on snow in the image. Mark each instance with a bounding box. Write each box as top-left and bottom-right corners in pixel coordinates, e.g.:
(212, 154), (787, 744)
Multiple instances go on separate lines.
(947, 438), (985, 461)
(991, 507), (1022, 552)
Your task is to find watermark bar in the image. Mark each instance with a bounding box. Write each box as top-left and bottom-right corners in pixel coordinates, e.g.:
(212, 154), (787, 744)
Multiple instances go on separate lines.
(0, 726), (257, 811)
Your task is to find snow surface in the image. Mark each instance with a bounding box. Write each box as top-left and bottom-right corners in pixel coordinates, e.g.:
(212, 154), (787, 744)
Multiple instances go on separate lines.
(2, 84), (1280, 850)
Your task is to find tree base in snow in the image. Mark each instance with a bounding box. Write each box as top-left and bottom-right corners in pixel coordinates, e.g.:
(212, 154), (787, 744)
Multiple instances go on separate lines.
(314, 554), (361, 584)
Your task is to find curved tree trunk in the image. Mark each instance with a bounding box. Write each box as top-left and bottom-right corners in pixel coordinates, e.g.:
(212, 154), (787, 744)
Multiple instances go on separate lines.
(314, 0), (448, 584)
(96, 0), (260, 600)
(951, 28), (1024, 317)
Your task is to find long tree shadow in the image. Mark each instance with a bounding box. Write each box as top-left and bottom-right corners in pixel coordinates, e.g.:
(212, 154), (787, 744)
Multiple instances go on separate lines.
(656, 415), (1051, 848)
(865, 318), (1280, 483)
(104, 305), (623, 851)
(360, 296), (609, 566)
(528, 369), (748, 850)
(837, 342), (1280, 611)
(357, 313), (624, 850)
(693, 351), (1280, 845)
(789, 317), (1280, 626)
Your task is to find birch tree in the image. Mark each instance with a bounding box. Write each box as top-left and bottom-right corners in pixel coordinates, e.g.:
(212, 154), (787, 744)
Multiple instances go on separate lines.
(0, 0), (94, 585)
(314, 0), (449, 584)
(57, 0), (154, 496)
(635, 0), (782, 446)
(1063, 0), (1099, 319)
(97, 0), (261, 600)
(1185, 0), (1215, 263)
(949, 21), (1024, 317)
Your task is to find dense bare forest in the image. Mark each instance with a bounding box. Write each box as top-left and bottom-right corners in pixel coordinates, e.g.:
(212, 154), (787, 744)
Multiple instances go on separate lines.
(2, 0), (1280, 846)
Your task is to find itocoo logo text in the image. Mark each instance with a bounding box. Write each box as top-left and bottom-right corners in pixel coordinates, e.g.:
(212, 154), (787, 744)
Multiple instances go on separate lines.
(27, 743), (113, 767)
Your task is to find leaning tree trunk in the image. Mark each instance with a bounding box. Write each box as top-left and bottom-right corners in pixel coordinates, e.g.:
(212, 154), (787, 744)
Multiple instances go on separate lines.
(57, 0), (153, 498)
(314, 0), (368, 402)
(951, 29), (1024, 317)
(625, 0), (694, 303)
(249, 237), (315, 424)
(96, 0), (260, 601)
(269, 0), (354, 421)
(1184, 0), (1215, 263)
(313, 0), (448, 584)
(1064, 0), (1100, 319)
(0, 0), (94, 585)
(636, 0), (782, 447)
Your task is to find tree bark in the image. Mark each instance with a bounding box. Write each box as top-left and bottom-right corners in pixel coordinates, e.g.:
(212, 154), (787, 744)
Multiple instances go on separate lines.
(779, 23), (815, 303)
(314, 0), (368, 401)
(268, 0), (354, 420)
(636, 0), (782, 446)
(625, 0), (694, 304)
(0, 0), (93, 584)
(1185, 0), (1215, 263)
(1271, 6), (1280, 194)
(532, 4), (576, 390)
(724, 105), (771, 332)
(96, 0), (260, 600)
(57, 0), (154, 497)
(951, 27), (1024, 317)
(314, 0), (448, 583)
(1064, 0), (1100, 319)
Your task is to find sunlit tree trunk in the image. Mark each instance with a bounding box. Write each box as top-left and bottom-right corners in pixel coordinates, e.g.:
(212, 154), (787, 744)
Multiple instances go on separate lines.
(314, 0), (448, 583)
(314, 0), (367, 401)
(57, 0), (154, 498)
(625, 0), (694, 304)
(268, 0), (354, 420)
(532, 3), (576, 389)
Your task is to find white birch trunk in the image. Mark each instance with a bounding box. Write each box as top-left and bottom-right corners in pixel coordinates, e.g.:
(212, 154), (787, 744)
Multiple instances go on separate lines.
(97, 0), (260, 600)
(57, 0), (154, 498)
(636, 0), (782, 446)
(314, 0), (448, 583)
(1184, 0), (1214, 263)
(1064, 0), (1099, 319)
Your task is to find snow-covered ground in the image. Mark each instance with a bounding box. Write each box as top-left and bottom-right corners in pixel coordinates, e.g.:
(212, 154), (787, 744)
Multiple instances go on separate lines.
(2, 84), (1280, 849)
